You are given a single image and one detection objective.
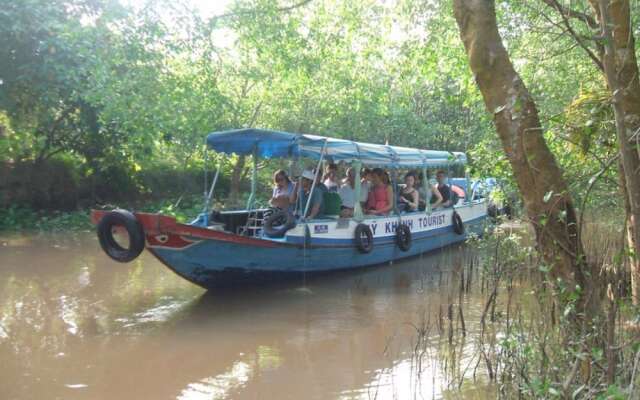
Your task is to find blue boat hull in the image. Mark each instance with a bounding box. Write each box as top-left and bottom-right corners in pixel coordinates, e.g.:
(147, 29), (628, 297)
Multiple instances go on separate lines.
(148, 215), (488, 289)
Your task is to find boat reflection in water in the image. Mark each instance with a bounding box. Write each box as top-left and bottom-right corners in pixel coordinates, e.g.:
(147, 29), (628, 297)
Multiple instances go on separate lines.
(0, 233), (492, 399)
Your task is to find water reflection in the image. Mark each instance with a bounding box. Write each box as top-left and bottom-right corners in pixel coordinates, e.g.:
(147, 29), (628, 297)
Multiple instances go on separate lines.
(177, 360), (252, 400)
(0, 232), (493, 399)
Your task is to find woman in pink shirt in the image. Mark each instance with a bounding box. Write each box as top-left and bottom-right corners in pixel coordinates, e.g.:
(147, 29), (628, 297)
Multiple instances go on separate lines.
(365, 168), (393, 215)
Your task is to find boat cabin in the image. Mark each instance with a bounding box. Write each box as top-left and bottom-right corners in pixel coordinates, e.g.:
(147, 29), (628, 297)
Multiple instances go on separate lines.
(199, 128), (480, 241)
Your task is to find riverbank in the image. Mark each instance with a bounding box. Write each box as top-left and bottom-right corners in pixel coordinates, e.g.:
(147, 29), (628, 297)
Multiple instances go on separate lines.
(0, 196), (205, 232)
(462, 220), (639, 399)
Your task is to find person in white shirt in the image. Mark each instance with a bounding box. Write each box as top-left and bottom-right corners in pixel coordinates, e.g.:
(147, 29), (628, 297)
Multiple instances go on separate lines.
(339, 167), (373, 218)
(338, 167), (357, 217)
(359, 168), (372, 204)
(323, 163), (339, 192)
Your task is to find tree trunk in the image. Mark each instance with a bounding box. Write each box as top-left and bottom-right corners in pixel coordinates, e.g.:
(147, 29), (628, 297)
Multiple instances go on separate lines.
(591, 0), (640, 304)
(229, 155), (246, 207)
(618, 162), (640, 302)
(452, 0), (599, 317)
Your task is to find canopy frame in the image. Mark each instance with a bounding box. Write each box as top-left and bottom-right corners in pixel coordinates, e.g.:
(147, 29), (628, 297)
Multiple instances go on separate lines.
(206, 128), (467, 169)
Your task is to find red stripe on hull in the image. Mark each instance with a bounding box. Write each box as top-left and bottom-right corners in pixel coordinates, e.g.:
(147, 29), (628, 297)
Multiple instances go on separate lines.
(91, 210), (283, 249)
(146, 233), (196, 249)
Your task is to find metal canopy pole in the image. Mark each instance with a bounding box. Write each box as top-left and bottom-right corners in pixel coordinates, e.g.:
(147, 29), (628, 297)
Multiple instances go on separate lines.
(465, 169), (471, 204)
(203, 140), (208, 209)
(204, 156), (223, 213)
(422, 166), (432, 215)
(294, 156), (302, 215)
(303, 139), (327, 220)
(391, 168), (399, 216)
(246, 146), (258, 211)
(352, 160), (364, 221)
(385, 145), (400, 219)
(446, 158), (453, 209)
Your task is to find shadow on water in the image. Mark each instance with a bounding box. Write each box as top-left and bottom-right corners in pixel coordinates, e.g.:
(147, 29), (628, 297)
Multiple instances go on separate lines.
(0, 232), (493, 400)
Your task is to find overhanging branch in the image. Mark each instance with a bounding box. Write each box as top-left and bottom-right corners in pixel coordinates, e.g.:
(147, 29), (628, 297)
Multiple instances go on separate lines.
(541, 0), (604, 71)
(209, 0), (313, 26)
(540, 0), (598, 29)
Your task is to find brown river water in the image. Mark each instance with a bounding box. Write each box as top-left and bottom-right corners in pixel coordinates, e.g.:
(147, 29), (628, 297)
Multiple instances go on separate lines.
(0, 232), (494, 400)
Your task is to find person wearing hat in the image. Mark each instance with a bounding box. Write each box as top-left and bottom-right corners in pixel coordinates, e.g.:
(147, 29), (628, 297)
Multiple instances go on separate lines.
(291, 169), (325, 219)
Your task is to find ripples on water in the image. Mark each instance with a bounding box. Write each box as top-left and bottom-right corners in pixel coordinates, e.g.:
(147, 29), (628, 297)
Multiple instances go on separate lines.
(0, 232), (494, 400)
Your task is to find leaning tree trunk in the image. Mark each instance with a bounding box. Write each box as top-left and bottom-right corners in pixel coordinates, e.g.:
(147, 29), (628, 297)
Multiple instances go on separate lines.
(452, 0), (599, 318)
(590, 0), (640, 304)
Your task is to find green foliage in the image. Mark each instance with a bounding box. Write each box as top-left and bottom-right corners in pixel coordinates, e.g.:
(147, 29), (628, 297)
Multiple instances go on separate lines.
(546, 84), (620, 211)
(2, 1), (639, 396)
(0, 206), (91, 231)
(0, 0), (629, 218)
(468, 225), (639, 400)
(0, 194), (213, 231)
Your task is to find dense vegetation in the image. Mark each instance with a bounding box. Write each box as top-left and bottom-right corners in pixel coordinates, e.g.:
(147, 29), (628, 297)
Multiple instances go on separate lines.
(2, 0), (640, 397)
(1, 0), (629, 219)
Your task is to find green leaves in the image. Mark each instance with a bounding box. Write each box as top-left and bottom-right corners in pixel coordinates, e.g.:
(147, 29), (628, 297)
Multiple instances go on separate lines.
(0, 0), (622, 216)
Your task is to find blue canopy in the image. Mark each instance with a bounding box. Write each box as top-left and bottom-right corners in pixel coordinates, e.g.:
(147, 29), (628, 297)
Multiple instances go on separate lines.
(206, 128), (467, 168)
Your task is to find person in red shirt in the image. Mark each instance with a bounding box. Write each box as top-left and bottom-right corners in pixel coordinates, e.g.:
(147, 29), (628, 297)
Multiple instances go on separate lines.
(365, 168), (393, 215)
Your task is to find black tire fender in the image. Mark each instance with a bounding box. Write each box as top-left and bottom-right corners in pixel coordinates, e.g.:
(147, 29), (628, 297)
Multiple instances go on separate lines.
(263, 209), (296, 238)
(452, 211), (465, 235)
(354, 223), (374, 253)
(504, 204), (513, 220)
(97, 209), (146, 263)
(396, 224), (411, 251)
(487, 203), (498, 218)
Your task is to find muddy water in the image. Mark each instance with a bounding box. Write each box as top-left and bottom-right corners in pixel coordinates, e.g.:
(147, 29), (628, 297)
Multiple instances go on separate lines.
(0, 233), (493, 400)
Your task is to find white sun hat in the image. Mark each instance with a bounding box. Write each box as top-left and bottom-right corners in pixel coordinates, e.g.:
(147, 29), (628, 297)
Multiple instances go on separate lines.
(301, 169), (316, 180)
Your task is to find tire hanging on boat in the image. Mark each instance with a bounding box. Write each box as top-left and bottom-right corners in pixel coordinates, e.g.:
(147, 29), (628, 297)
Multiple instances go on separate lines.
(487, 203), (498, 218)
(354, 223), (374, 253)
(504, 203), (513, 219)
(97, 209), (146, 263)
(396, 224), (411, 251)
(263, 209), (296, 238)
(452, 211), (465, 235)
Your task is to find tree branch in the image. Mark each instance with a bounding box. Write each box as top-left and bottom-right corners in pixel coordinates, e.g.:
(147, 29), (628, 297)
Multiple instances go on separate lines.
(540, 0), (598, 29)
(209, 0), (313, 25)
(36, 106), (75, 163)
(541, 0), (604, 71)
(577, 153), (620, 241)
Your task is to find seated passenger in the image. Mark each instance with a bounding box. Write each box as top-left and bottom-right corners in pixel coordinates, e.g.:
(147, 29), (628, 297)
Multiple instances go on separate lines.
(323, 163), (339, 192)
(289, 168), (327, 208)
(398, 171), (419, 212)
(451, 184), (466, 205)
(294, 169), (325, 219)
(365, 168), (393, 215)
(416, 172), (442, 210)
(269, 170), (294, 210)
(360, 168), (373, 205)
(338, 167), (357, 218)
(315, 168), (329, 193)
(432, 170), (453, 208)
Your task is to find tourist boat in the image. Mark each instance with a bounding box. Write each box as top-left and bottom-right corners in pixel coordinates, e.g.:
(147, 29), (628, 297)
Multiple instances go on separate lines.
(92, 128), (488, 288)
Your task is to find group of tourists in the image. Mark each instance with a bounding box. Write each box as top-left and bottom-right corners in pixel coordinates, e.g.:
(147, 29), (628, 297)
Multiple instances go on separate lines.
(269, 164), (465, 219)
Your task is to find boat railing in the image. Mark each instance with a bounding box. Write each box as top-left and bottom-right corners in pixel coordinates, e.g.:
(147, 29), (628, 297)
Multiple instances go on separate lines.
(237, 209), (265, 237)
